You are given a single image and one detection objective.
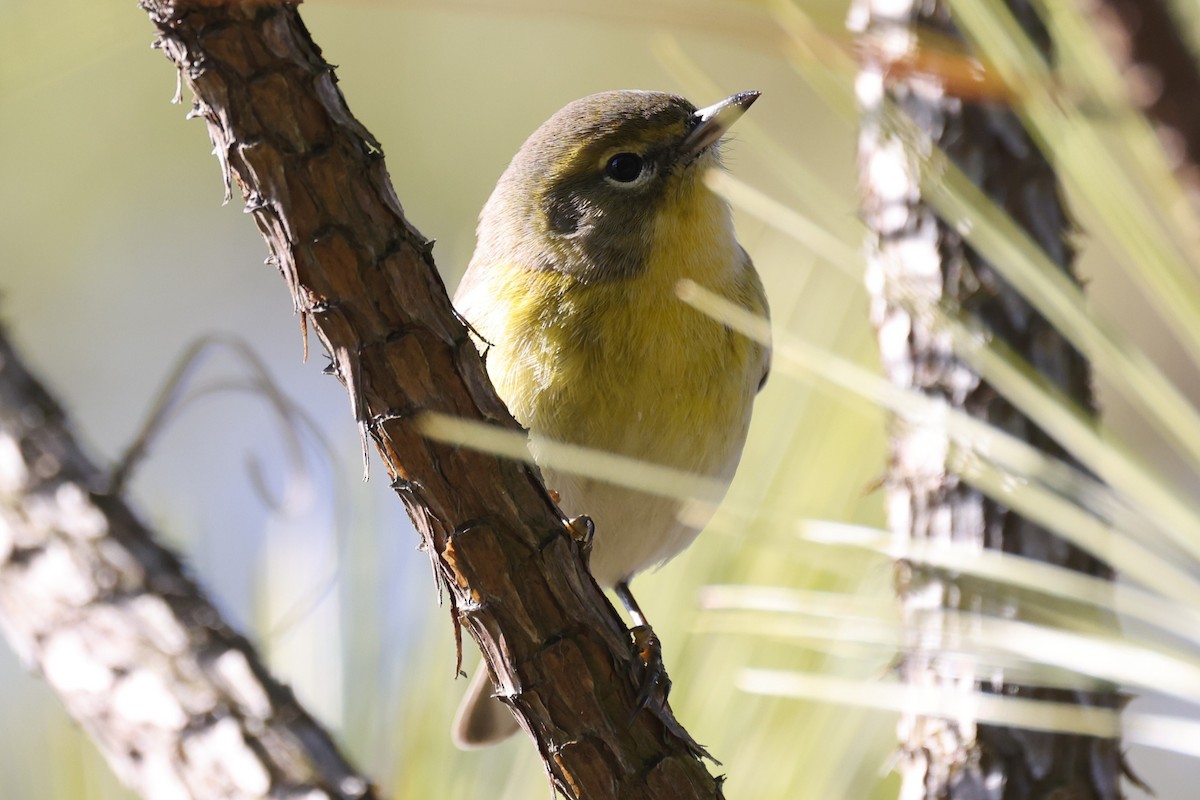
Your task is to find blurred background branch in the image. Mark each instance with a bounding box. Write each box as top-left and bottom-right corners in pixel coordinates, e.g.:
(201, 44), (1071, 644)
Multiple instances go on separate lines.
(0, 325), (379, 799)
(3, 0), (1200, 798)
(1087, 0), (1200, 218)
(853, 0), (1124, 795)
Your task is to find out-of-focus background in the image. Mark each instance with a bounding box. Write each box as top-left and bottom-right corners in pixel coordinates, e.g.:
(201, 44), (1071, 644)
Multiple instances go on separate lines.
(1, 1), (1197, 797)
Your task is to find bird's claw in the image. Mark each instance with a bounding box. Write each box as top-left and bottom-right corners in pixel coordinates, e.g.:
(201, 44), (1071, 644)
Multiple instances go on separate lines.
(565, 515), (595, 566)
(626, 623), (719, 764)
(630, 624), (669, 714)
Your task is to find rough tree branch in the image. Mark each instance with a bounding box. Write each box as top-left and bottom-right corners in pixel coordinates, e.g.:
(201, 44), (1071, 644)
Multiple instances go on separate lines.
(0, 327), (379, 799)
(852, 0), (1124, 796)
(136, 1), (721, 798)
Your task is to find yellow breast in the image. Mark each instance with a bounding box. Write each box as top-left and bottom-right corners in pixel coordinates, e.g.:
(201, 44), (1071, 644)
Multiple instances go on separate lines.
(454, 176), (768, 583)
(462, 185), (766, 477)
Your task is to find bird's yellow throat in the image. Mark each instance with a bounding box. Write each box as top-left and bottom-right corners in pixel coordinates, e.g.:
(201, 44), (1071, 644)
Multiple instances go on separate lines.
(465, 169), (764, 477)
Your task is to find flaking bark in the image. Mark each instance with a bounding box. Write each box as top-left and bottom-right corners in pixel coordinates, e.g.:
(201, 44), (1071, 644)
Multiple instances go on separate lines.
(851, 0), (1125, 797)
(0, 327), (378, 799)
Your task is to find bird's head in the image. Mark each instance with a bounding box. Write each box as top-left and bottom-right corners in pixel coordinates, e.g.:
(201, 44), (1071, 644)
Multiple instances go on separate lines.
(474, 90), (759, 283)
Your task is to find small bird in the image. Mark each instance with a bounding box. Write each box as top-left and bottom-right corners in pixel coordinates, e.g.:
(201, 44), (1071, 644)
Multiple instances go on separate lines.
(451, 89), (770, 747)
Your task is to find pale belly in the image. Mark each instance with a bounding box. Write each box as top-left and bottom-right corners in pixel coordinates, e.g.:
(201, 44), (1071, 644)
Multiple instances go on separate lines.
(541, 456), (736, 587)
(458, 206), (768, 587)
(504, 286), (762, 586)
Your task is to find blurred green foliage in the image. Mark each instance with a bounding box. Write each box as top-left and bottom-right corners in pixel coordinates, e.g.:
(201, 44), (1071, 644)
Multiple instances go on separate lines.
(2, 1), (1198, 798)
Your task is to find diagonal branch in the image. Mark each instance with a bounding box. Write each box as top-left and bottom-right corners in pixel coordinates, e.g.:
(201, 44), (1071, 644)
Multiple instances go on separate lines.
(0, 326), (379, 799)
(137, 1), (721, 798)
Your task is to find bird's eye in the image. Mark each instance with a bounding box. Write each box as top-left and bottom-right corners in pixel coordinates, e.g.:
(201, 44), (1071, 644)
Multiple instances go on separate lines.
(604, 153), (646, 183)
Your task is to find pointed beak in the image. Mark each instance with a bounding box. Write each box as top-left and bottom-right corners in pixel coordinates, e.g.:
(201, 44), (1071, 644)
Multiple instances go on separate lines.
(682, 90), (760, 157)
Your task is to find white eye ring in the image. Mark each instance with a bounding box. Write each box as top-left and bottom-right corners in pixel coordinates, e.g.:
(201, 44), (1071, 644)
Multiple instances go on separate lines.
(602, 152), (652, 187)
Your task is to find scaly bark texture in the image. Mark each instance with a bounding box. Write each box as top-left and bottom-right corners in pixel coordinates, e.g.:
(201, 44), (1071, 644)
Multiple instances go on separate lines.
(850, 0), (1124, 797)
(0, 327), (378, 800)
(137, 2), (720, 799)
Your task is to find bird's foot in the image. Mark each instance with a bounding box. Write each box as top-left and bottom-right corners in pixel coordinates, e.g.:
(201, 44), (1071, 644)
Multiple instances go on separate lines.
(627, 622), (719, 763)
(630, 623), (668, 713)
(564, 514), (594, 565)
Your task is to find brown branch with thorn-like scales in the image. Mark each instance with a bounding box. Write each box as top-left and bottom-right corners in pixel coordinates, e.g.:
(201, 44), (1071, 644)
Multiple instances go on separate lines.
(138, 2), (722, 799)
